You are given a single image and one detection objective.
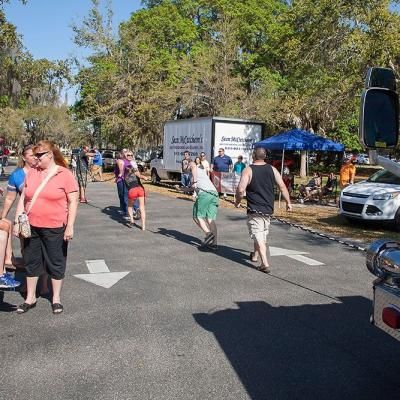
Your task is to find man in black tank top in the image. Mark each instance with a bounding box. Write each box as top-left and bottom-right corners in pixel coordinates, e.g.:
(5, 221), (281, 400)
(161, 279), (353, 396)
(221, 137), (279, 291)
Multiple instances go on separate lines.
(234, 147), (292, 273)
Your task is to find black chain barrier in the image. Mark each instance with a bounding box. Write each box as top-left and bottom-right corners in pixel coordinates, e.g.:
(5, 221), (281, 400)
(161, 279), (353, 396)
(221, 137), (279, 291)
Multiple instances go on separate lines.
(148, 180), (367, 253)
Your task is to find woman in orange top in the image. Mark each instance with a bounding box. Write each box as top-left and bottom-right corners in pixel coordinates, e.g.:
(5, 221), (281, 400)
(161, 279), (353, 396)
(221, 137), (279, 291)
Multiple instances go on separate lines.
(13, 141), (78, 314)
(339, 157), (356, 188)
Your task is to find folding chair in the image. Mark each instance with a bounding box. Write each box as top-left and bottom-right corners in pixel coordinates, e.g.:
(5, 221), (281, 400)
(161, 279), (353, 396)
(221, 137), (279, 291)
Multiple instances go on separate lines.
(320, 177), (338, 205)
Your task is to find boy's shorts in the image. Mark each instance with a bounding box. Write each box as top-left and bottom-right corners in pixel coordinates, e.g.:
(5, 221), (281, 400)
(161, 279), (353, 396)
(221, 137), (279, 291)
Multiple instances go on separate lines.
(193, 191), (219, 220)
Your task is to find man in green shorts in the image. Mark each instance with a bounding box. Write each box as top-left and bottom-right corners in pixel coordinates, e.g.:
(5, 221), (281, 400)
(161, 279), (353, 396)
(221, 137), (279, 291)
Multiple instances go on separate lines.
(189, 160), (219, 250)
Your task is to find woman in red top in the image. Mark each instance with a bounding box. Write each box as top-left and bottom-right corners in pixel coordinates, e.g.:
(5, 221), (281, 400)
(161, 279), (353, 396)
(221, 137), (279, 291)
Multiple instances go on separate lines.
(13, 141), (78, 314)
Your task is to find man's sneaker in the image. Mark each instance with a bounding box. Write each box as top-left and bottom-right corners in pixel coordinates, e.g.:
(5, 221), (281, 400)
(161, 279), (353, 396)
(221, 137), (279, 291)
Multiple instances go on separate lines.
(198, 243), (218, 252)
(0, 273), (21, 289)
(201, 232), (215, 246)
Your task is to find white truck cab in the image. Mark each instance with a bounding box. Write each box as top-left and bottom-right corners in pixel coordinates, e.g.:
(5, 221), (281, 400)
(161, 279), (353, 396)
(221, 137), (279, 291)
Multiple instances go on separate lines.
(360, 67), (400, 340)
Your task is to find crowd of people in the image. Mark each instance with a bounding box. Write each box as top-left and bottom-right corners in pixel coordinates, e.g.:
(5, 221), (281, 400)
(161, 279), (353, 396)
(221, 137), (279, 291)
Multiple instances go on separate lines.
(292, 156), (356, 204)
(0, 142), (359, 314)
(0, 143), (151, 313)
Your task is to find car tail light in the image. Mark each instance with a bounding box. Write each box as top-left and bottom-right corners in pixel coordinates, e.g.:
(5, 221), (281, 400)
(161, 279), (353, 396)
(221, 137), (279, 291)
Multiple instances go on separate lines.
(382, 306), (400, 329)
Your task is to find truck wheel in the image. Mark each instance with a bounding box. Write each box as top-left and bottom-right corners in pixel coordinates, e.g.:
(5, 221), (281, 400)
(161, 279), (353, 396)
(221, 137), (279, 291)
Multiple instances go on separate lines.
(151, 169), (160, 183)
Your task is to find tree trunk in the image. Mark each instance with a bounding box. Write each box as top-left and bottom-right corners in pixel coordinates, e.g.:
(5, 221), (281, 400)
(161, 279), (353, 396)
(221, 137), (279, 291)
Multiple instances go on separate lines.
(300, 151), (307, 177)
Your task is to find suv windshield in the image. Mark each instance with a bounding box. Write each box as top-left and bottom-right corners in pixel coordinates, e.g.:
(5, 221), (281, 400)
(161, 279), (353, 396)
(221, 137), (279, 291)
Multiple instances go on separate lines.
(367, 169), (400, 184)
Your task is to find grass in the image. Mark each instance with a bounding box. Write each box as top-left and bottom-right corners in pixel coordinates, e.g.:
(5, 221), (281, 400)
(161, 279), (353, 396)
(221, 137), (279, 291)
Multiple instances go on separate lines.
(273, 202), (400, 245)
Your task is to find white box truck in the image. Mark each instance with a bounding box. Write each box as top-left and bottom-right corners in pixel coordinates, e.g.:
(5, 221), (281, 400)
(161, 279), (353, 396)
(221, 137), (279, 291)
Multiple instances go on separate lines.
(150, 117), (265, 182)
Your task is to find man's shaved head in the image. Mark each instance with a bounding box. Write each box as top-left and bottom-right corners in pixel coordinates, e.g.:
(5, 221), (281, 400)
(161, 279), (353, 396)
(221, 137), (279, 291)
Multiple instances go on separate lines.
(253, 147), (267, 161)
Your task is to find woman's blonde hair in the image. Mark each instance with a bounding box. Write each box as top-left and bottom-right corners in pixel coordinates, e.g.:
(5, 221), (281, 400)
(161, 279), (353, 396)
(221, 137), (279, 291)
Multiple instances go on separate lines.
(17, 144), (34, 168)
(33, 140), (67, 168)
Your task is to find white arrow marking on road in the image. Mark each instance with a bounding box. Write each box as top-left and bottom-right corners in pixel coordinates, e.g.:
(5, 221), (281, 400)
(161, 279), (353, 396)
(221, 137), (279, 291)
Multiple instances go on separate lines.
(269, 246), (324, 266)
(286, 254), (324, 266)
(269, 247), (308, 256)
(74, 260), (130, 288)
(85, 259), (111, 273)
(74, 272), (130, 289)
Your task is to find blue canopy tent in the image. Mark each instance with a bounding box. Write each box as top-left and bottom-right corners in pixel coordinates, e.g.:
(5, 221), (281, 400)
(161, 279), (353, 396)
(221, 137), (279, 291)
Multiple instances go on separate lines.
(254, 129), (344, 206)
(254, 128), (344, 174)
(254, 129), (344, 152)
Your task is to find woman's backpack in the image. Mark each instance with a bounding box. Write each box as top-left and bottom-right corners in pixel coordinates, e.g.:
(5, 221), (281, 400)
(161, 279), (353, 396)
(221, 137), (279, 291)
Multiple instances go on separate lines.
(124, 167), (139, 190)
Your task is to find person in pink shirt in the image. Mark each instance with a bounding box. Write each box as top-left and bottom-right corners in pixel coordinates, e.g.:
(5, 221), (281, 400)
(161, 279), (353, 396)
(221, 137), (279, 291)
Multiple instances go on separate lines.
(13, 141), (78, 314)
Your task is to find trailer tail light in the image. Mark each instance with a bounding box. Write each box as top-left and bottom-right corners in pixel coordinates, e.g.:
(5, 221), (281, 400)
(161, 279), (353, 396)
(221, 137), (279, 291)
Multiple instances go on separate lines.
(382, 306), (400, 329)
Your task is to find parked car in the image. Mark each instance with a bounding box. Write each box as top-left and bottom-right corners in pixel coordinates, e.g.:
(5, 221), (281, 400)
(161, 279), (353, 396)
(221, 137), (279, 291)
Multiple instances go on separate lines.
(356, 153), (370, 164)
(102, 150), (119, 172)
(339, 168), (400, 229)
(135, 155), (146, 173)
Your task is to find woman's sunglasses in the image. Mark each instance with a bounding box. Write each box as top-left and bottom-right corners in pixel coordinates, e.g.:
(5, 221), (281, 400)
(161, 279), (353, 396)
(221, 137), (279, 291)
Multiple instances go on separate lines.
(34, 151), (49, 160)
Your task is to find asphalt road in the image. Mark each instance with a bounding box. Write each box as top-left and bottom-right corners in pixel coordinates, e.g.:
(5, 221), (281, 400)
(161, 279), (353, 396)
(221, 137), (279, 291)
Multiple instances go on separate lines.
(1, 178), (399, 400)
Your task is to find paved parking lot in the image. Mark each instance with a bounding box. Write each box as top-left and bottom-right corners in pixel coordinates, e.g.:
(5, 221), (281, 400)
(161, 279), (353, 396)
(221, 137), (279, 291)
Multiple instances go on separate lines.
(1, 180), (400, 400)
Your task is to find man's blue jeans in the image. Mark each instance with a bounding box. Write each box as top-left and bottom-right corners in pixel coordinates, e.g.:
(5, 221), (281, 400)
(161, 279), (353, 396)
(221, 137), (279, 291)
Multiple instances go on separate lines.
(181, 173), (191, 187)
(117, 180), (139, 214)
(117, 180), (128, 213)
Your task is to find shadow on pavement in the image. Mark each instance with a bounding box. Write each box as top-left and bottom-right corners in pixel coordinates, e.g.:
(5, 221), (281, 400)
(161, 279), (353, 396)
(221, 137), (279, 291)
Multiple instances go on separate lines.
(155, 228), (255, 269)
(0, 272), (53, 313)
(0, 291), (17, 312)
(101, 205), (127, 225)
(194, 297), (400, 400)
(155, 227), (201, 247)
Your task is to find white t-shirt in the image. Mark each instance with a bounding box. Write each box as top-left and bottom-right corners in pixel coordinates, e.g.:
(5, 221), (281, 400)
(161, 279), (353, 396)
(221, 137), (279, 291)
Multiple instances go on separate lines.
(196, 166), (217, 193)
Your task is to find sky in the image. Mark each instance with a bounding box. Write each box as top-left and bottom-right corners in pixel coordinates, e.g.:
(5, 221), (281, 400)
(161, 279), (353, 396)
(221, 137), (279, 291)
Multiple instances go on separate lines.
(3, 1), (143, 102)
(3, 0), (142, 61)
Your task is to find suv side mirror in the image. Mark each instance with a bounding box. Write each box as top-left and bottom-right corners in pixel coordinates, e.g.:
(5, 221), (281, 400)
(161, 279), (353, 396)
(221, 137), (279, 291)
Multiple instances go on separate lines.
(365, 67), (396, 91)
(359, 68), (399, 149)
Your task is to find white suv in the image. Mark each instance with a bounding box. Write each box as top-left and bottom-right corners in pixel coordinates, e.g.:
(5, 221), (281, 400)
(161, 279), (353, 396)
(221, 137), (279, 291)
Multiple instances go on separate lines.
(340, 169), (400, 229)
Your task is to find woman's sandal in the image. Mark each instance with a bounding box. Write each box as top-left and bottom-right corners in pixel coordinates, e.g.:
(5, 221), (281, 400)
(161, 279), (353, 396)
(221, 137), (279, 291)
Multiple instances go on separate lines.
(16, 302), (37, 314)
(52, 303), (64, 314)
(249, 252), (258, 262)
(257, 265), (271, 274)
